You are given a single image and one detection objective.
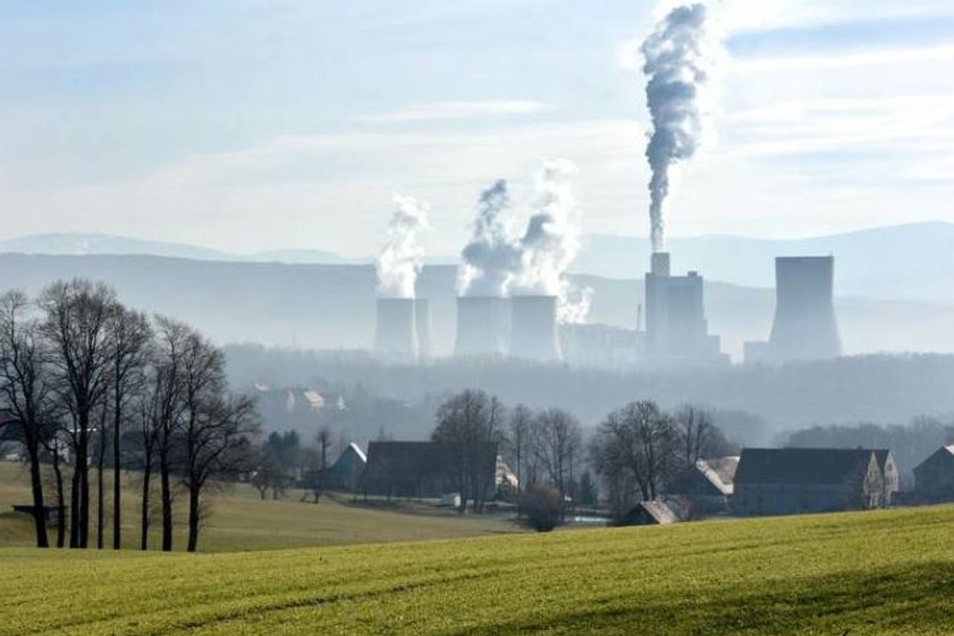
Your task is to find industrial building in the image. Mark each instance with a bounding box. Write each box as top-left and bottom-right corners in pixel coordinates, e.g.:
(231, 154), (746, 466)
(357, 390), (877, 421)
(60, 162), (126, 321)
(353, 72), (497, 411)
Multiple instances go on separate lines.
(373, 297), (419, 358)
(644, 252), (723, 362)
(745, 256), (842, 363)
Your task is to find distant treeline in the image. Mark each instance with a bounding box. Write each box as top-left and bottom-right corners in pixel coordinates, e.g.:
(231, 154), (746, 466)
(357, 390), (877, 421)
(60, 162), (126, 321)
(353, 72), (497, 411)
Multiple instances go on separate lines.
(225, 345), (954, 439)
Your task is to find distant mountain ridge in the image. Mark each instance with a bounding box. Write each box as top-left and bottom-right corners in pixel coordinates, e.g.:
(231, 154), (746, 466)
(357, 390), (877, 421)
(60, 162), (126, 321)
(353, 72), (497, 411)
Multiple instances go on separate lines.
(0, 233), (352, 265)
(3, 222), (954, 300)
(573, 221), (954, 301)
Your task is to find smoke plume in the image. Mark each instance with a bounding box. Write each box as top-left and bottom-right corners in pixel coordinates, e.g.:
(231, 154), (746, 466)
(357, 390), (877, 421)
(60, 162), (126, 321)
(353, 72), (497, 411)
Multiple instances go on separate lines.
(642, 2), (714, 253)
(376, 194), (430, 298)
(458, 180), (523, 297)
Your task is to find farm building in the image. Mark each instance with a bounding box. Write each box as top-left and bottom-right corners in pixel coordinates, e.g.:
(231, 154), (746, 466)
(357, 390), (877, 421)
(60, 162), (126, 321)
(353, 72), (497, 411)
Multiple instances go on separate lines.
(671, 456), (739, 514)
(733, 448), (888, 516)
(361, 441), (499, 501)
(327, 443), (367, 492)
(913, 446), (954, 503)
(874, 449), (900, 505)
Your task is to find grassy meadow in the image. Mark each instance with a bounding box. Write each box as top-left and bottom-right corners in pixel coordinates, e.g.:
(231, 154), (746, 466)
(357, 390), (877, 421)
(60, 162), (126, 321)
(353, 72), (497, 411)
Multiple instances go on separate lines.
(0, 461), (520, 551)
(4, 504), (954, 634)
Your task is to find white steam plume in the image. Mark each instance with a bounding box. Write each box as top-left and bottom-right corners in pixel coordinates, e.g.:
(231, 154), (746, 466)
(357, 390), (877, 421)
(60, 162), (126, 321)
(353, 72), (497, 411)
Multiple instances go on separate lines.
(642, 2), (716, 253)
(513, 159), (592, 324)
(458, 180), (523, 297)
(376, 194), (430, 298)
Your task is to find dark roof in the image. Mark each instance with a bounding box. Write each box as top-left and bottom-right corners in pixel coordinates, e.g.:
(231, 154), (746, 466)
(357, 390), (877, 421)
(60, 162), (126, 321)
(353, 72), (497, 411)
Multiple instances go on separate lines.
(735, 448), (876, 486)
(363, 441), (498, 482)
(873, 449), (893, 472)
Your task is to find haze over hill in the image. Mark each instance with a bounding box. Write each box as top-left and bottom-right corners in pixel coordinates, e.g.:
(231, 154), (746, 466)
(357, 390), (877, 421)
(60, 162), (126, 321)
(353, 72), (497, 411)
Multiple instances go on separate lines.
(5, 222), (953, 301)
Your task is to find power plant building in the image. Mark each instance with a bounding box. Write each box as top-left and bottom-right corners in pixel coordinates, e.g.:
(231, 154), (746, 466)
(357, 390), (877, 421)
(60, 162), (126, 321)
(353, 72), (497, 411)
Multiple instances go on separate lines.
(745, 256), (842, 363)
(644, 252), (723, 362)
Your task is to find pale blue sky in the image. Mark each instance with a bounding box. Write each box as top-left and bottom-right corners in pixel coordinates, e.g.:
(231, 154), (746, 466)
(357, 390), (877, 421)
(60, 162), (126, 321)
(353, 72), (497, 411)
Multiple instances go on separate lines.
(2, 0), (954, 256)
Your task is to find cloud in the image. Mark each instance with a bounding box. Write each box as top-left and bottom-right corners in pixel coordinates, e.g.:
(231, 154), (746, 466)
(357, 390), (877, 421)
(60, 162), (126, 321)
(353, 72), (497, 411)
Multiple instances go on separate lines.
(732, 44), (954, 74)
(351, 100), (550, 124)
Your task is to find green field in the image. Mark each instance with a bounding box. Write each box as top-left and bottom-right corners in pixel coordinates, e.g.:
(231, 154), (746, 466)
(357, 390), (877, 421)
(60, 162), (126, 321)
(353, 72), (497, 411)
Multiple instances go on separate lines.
(0, 461), (520, 551)
(4, 505), (954, 634)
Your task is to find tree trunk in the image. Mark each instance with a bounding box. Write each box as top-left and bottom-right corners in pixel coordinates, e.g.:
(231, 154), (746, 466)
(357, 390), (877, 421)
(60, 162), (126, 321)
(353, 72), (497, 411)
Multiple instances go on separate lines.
(26, 440), (49, 548)
(112, 401), (122, 550)
(186, 485), (200, 553)
(69, 460), (81, 548)
(97, 425), (106, 550)
(51, 441), (66, 548)
(140, 457), (151, 551)
(160, 451), (173, 552)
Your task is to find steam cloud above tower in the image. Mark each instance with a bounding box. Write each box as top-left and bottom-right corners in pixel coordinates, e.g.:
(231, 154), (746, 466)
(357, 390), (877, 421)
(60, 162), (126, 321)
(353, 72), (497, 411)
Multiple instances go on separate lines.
(642, 2), (718, 253)
(376, 195), (430, 298)
(458, 161), (591, 322)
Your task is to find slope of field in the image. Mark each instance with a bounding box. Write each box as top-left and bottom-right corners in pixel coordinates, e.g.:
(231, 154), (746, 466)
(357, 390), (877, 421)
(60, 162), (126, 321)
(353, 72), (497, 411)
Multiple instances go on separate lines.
(0, 462), (519, 552)
(4, 506), (954, 634)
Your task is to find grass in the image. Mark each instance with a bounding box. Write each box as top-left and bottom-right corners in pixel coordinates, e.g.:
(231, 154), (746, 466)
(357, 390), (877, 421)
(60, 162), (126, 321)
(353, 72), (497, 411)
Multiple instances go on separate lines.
(5, 505), (954, 634)
(0, 461), (521, 551)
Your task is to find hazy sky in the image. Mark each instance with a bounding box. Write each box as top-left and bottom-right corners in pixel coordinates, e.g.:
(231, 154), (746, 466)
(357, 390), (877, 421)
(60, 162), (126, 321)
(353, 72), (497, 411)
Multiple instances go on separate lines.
(2, 0), (954, 257)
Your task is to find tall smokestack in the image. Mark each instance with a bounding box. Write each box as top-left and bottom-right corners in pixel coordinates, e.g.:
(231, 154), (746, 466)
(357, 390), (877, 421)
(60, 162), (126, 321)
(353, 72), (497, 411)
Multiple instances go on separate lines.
(374, 298), (418, 358)
(769, 256), (841, 361)
(454, 296), (509, 357)
(510, 295), (562, 363)
(414, 298), (433, 359)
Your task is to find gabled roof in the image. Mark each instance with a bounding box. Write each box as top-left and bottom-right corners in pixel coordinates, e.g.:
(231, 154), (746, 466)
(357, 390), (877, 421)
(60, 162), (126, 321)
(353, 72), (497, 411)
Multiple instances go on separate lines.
(363, 441), (498, 482)
(695, 456), (739, 496)
(638, 500), (680, 525)
(735, 448), (875, 486)
(872, 449), (894, 472)
(347, 442), (367, 464)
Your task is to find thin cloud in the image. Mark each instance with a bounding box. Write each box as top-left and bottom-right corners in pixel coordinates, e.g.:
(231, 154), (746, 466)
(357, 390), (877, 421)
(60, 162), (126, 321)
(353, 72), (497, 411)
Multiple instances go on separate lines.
(733, 44), (954, 73)
(352, 100), (550, 124)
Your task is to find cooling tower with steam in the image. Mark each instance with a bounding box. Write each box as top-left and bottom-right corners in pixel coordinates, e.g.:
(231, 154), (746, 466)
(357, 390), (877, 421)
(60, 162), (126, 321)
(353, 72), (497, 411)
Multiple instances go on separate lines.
(454, 296), (510, 357)
(510, 295), (562, 363)
(414, 298), (433, 359)
(768, 256), (841, 361)
(374, 298), (419, 357)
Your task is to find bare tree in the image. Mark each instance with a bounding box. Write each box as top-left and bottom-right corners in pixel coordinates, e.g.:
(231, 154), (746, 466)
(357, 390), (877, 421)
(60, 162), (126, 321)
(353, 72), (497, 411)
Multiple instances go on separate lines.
(532, 409), (584, 499)
(308, 426), (334, 503)
(106, 307), (152, 550)
(591, 401), (677, 505)
(674, 406), (717, 471)
(432, 390), (505, 513)
(0, 291), (55, 548)
(506, 404), (533, 495)
(39, 279), (118, 548)
(181, 394), (259, 552)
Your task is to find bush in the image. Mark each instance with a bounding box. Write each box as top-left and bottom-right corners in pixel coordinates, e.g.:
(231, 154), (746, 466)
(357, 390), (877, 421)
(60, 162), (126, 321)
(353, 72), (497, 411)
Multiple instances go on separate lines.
(520, 485), (565, 532)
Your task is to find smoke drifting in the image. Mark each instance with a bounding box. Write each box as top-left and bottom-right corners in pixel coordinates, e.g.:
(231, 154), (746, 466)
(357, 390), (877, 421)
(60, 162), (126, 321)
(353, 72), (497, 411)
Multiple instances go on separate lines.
(375, 195), (430, 298)
(642, 2), (714, 253)
(458, 180), (523, 297)
(459, 162), (592, 322)
(514, 159), (582, 296)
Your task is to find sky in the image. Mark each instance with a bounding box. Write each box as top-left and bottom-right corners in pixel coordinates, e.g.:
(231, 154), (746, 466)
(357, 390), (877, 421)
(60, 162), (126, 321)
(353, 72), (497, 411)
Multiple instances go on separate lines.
(1, 0), (954, 257)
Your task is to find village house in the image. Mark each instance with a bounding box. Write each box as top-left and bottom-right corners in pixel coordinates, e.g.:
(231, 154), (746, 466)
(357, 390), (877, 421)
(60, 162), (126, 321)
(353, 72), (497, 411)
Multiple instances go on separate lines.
(914, 445), (954, 504)
(733, 448), (890, 516)
(327, 442), (367, 492)
(672, 456), (739, 515)
(360, 441), (499, 501)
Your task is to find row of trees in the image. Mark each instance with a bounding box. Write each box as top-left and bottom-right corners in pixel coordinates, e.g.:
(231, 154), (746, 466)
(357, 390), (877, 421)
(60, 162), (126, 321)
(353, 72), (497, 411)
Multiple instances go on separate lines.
(0, 280), (259, 552)
(427, 391), (732, 525)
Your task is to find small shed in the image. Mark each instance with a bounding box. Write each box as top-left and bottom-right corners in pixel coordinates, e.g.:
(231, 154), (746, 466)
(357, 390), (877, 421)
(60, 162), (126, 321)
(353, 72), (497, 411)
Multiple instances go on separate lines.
(621, 500), (681, 526)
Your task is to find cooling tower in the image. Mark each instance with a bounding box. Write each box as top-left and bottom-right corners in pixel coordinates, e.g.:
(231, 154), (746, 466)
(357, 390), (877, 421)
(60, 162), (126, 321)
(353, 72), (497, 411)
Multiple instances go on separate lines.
(768, 256), (842, 361)
(510, 295), (562, 363)
(414, 298), (433, 359)
(454, 296), (509, 357)
(374, 298), (418, 357)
